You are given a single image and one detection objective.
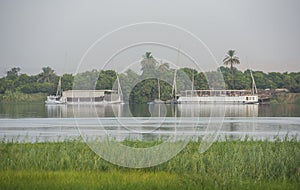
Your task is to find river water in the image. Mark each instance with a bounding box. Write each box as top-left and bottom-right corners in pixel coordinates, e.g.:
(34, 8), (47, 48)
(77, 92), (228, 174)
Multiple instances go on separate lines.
(0, 103), (299, 142)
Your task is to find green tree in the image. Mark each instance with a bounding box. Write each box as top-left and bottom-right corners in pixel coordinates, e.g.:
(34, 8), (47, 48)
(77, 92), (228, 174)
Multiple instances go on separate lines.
(37, 67), (56, 83)
(15, 74), (36, 87)
(179, 68), (197, 90)
(219, 66), (232, 89)
(4, 80), (16, 92)
(4, 67), (21, 92)
(205, 71), (226, 90)
(0, 78), (6, 93)
(252, 71), (268, 89)
(234, 70), (249, 90)
(141, 52), (158, 77)
(195, 72), (209, 90)
(96, 70), (117, 90)
(282, 72), (294, 90)
(73, 69), (99, 90)
(268, 72), (284, 89)
(119, 69), (140, 102)
(223, 50), (240, 89)
(61, 74), (74, 91)
(6, 67), (20, 81)
(289, 72), (300, 92)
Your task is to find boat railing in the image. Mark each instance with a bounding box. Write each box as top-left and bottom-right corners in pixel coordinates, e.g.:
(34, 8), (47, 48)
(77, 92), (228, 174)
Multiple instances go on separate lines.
(180, 90), (255, 97)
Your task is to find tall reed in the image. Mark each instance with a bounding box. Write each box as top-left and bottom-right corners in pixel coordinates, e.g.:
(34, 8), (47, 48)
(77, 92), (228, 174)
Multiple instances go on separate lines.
(0, 137), (299, 189)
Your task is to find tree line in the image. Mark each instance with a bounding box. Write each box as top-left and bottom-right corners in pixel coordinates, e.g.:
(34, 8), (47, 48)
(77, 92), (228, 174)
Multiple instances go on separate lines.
(1, 52), (300, 103)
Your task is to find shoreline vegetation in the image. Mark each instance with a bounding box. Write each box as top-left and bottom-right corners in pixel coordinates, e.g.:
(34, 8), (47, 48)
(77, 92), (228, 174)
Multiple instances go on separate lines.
(0, 91), (46, 103)
(1, 53), (300, 104)
(1, 91), (300, 105)
(0, 138), (299, 189)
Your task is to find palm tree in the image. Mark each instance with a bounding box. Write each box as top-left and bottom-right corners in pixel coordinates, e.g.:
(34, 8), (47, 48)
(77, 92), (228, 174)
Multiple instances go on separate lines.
(223, 50), (240, 89)
(6, 67), (20, 81)
(37, 66), (56, 83)
(141, 52), (157, 71)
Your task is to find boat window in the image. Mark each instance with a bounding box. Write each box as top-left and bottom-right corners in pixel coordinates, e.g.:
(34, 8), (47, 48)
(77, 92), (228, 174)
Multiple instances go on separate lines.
(95, 96), (104, 102)
(67, 97), (78, 102)
(80, 97), (91, 102)
(246, 97), (248, 100)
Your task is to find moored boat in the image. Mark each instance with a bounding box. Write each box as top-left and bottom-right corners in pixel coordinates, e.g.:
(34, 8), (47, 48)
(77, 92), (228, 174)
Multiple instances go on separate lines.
(177, 90), (259, 104)
(59, 89), (123, 105)
(177, 69), (259, 104)
(45, 75), (124, 105)
(45, 77), (66, 104)
(62, 74), (123, 105)
(45, 95), (65, 104)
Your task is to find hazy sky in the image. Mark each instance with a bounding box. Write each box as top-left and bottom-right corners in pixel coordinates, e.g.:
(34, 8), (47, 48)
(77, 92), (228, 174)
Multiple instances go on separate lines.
(0, 0), (299, 76)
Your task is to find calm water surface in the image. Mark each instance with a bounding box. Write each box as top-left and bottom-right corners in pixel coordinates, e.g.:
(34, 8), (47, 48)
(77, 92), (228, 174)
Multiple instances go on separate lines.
(0, 103), (300, 118)
(0, 103), (299, 142)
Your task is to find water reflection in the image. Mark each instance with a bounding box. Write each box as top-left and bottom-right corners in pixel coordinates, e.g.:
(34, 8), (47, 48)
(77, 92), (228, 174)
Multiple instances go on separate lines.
(46, 103), (259, 118)
(178, 104), (258, 117)
(0, 103), (47, 118)
(46, 104), (124, 118)
(42, 103), (299, 142)
(258, 104), (300, 117)
(1, 102), (299, 143)
(0, 103), (299, 118)
(1, 117), (299, 143)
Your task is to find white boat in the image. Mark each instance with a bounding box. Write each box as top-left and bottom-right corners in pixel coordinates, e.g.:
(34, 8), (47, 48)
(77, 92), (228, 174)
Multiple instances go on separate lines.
(45, 95), (65, 104)
(59, 89), (123, 105)
(45, 77), (66, 104)
(177, 69), (259, 104)
(45, 74), (124, 105)
(60, 75), (123, 105)
(177, 89), (259, 104)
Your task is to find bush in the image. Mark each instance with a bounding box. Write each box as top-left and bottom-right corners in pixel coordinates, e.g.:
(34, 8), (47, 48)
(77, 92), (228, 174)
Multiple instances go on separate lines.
(19, 83), (55, 94)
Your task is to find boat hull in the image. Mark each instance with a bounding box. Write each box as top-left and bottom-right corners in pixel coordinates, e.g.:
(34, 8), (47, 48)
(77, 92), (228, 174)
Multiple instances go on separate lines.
(65, 100), (124, 105)
(177, 95), (259, 104)
(45, 96), (66, 104)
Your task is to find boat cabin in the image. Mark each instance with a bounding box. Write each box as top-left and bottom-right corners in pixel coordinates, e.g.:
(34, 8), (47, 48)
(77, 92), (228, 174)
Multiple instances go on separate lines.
(61, 90), (121, 104)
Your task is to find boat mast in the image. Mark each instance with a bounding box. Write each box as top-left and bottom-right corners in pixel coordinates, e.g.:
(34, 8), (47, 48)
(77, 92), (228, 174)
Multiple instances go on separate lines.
(192, 71), (194, 91)
(246, 57), (258, 95)
(56, 77), (62, 96)
(250, 69), (257, 95)
(172, 68), (177, 98)
(116, 74), (122, 95)
(158, 78), (161, 100)
(172, 48), (180, 98)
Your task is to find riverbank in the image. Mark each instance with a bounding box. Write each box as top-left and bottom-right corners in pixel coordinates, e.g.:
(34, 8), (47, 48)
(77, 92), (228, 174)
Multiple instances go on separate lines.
(1, 139), (299, 189)
(270, 93), (300, 104)
(0, 92), (46, 103)
(1, 91), (300, 105)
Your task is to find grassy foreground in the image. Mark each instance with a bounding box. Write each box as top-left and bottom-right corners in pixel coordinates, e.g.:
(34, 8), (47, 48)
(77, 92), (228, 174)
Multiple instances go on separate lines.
(0, 138), (299, 189)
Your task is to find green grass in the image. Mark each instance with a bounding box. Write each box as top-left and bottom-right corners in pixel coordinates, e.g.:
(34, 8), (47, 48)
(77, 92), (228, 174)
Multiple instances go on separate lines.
(0, 91), (46, 103)
(0, 170), (298, 190)
(0, 170), (187, 190)
(0, 138), (299, 189)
